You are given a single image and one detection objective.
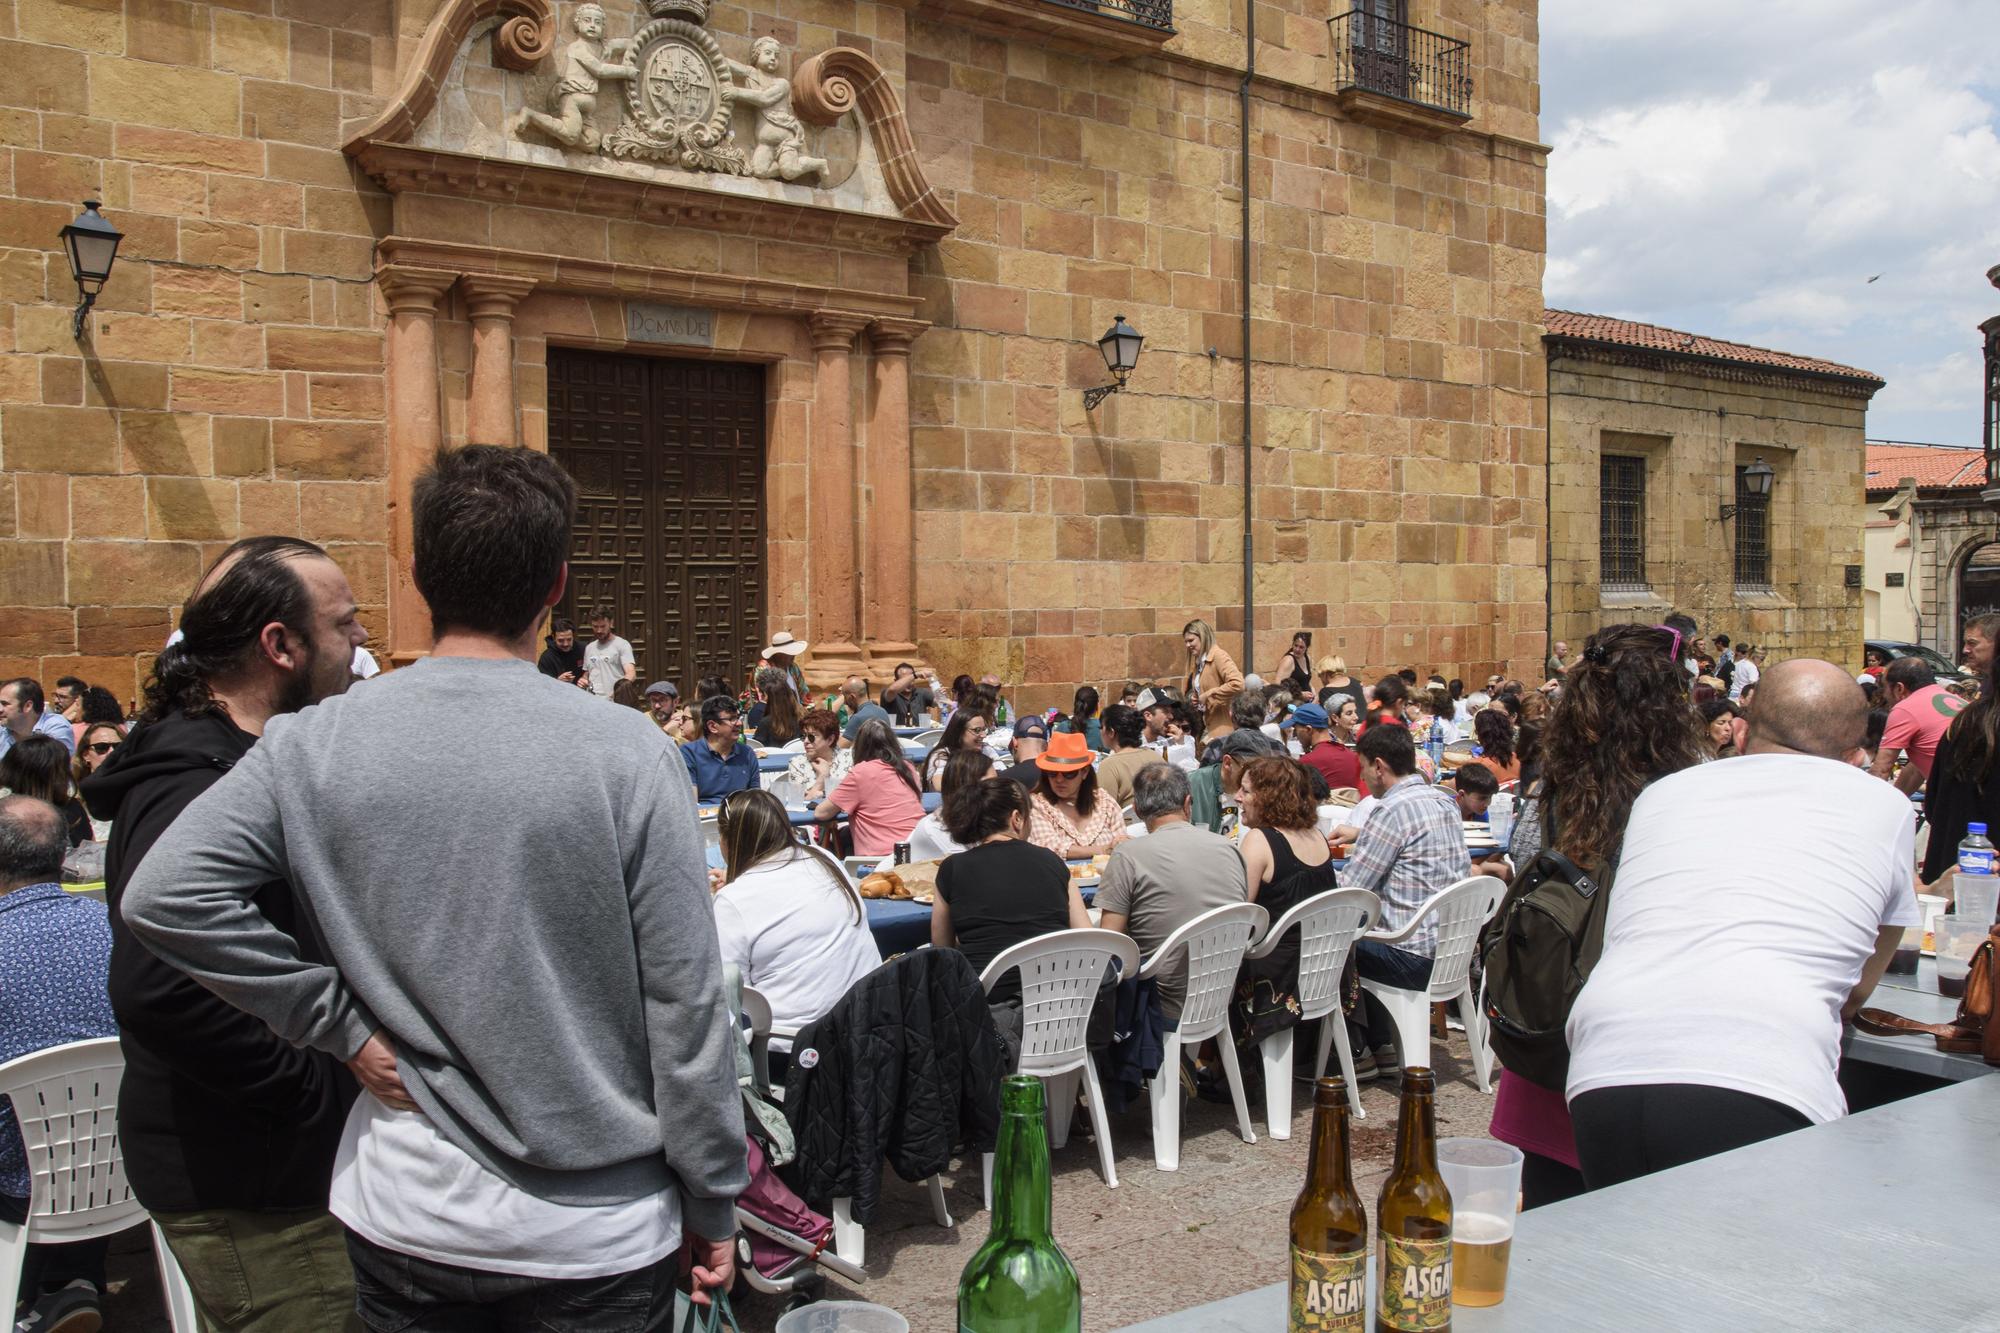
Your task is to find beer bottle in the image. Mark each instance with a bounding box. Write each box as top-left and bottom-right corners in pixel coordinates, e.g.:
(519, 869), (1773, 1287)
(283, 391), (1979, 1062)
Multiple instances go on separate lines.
(1290, 1077), (1368, 1331)
(957, 1075), (1082, 1332)
(1375, 1067), (1453, 1332)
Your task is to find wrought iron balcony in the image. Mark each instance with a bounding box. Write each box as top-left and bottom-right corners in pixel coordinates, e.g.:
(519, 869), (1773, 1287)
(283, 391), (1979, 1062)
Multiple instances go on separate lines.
(1328, 9), (1473, 123)
(1038, 0), (1173, 32)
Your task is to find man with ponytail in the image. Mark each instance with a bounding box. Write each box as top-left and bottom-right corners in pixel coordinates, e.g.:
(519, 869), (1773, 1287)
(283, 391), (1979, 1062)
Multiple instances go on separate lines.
(81, 535), (372, 1329)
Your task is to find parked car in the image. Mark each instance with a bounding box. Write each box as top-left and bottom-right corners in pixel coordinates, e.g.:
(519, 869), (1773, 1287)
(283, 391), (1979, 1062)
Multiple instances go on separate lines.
(1864, 639), (1971, 685)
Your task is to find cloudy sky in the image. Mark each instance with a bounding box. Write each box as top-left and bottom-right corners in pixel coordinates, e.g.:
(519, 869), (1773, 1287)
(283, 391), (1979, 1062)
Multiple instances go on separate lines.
(1541, 0), (2000, 445)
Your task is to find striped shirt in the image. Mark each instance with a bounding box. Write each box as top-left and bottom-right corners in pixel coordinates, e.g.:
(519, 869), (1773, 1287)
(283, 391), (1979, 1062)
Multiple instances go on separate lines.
(1338, 774), (1471, 957)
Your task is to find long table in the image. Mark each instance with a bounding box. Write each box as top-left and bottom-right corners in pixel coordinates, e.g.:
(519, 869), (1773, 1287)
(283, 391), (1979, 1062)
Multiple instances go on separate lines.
(1844, 954), (1991, 1082)
(1116, 1075), (2000, 1330)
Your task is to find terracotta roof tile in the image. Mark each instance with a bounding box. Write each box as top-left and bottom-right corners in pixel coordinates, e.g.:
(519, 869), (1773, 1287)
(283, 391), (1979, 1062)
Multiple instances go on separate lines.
(1544, 309), (1884, 383)
(1865, 441), (1986, 492)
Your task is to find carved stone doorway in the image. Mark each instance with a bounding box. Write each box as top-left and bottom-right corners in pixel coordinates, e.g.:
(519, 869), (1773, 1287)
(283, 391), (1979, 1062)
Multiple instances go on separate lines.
(547, 348), (767, 695)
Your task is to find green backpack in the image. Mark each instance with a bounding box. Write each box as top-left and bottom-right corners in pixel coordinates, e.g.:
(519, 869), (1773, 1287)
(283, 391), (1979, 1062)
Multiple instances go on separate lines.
(1477, 809), (1615, 1092)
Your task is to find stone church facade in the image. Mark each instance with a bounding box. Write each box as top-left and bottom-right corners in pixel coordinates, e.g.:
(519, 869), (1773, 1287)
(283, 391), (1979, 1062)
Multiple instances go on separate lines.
(0, 0), (1547, 709)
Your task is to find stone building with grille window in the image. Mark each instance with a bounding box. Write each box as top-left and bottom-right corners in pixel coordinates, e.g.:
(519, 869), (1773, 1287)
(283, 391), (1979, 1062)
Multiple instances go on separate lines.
(1546, 309), (1882, 668)
(0, 0), (1548, 709)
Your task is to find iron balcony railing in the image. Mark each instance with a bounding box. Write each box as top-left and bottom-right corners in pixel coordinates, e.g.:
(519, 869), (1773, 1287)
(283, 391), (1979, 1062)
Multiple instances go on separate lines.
(1039, 0), (1174, 33)
(1328, 10), (1473, 119)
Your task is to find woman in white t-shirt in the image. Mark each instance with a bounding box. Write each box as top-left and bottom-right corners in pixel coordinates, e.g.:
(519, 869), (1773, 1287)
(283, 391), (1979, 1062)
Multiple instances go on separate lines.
(1565, 659), (1915, 1190)
(906, 749), (989, 863)
(711, 790), (881, 1060)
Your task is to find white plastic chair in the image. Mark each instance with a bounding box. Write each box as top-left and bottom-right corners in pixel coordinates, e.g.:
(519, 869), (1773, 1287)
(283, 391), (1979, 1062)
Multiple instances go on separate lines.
(0, 1038), (198, 1332)
(1357, 876), (1506, 1091)
(911, 729), (945, 748)
(977, 929), (1140, 1204)
(1244, 888), (1381, 1136)
(742, 986), (953, 1269)
(1139, 902), (1269, 1171)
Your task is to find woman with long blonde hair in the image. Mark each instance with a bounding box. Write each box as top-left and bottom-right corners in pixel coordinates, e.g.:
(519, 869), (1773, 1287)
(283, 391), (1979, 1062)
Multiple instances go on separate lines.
(1182, 617), (1244, 742)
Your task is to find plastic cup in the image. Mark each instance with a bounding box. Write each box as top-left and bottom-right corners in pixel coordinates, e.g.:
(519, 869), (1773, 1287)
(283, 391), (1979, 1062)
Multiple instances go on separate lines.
(1955, 873), (2000, 927)
(1916, 894), (1949, 952)
(774, 1303), (910, 1333)
(1486, 793), (1515, 851)
(1438, 1137), (1522, 1308)
(1935, 915), (1989, 999)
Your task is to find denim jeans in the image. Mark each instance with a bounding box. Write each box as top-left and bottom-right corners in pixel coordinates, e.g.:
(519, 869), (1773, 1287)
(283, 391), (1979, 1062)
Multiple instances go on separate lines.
(1348, 939), (1435, 1053)
(151, 1207), (364, 1332)
(346, 1229), (680, 1332)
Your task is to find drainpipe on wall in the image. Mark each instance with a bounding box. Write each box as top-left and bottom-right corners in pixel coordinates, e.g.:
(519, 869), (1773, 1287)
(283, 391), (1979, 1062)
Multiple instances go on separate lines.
(1239, 0), (1255, 667)
(1543, 346), (1554, 672)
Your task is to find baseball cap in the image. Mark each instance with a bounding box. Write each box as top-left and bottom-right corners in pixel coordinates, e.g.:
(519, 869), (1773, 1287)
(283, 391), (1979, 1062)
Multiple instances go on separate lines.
(1284, 701), (1330, 731)
(643, 681), (678, 697)
(1136, 687), (1172, 711)
(1013, 717), (1049, 740)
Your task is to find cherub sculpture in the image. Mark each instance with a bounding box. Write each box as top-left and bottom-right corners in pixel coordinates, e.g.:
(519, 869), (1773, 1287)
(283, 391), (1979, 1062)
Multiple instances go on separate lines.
(721, 37), (827, 182)
(511, 4), (637, 151)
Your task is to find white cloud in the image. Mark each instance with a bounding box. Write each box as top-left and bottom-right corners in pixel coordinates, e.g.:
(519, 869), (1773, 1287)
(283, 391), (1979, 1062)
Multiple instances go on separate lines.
(1541, 0), (2000, 440)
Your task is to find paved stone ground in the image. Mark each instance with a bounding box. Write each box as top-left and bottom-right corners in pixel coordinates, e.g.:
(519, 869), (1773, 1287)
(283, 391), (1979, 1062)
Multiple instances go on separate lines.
(96, 1036), (1493, 1332)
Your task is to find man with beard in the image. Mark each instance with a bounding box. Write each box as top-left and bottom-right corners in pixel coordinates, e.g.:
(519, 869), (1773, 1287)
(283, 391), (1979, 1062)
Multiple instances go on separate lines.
(536, 616), (588, 687)
(82, 536), (370, 1330)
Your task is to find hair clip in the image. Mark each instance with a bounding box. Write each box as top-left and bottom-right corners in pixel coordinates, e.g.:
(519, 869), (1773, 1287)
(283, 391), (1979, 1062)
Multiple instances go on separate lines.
(1583, 643), (1611, 665)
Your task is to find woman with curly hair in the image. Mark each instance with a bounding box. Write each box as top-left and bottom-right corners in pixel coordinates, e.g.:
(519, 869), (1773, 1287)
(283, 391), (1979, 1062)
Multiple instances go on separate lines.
(1490, 623), (1707, 1208)
(1473, 708), (1520, 784)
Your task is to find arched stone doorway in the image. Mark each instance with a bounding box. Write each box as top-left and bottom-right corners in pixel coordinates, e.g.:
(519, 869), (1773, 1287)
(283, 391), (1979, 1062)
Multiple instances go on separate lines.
(1961, 541), (2000, 645)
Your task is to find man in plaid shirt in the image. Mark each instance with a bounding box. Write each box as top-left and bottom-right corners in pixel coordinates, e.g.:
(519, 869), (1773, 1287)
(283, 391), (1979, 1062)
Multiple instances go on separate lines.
(1339, 724), (1471, 1080)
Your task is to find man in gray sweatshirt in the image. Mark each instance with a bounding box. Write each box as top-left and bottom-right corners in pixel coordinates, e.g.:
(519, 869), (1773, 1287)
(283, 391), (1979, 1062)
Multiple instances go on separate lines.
(125, 444), (746, 1324)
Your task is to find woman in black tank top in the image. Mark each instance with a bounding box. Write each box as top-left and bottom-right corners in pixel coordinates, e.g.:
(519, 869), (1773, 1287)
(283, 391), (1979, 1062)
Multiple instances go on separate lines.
(1231, 758), (1339, 1046)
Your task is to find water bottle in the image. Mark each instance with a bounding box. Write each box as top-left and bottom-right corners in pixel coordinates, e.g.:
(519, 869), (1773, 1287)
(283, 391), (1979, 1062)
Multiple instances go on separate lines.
(1957, 824), (1999, 925)
(1958, 824), (1996, 876)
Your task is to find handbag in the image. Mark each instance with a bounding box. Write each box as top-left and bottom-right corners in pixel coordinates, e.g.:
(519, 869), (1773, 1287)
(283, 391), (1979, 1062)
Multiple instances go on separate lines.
(1853, 924), (2000, 1064)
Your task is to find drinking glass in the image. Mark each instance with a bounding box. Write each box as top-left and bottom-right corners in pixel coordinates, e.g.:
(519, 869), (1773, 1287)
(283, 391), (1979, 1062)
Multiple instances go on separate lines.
(1437, 1137), (1522, 1307)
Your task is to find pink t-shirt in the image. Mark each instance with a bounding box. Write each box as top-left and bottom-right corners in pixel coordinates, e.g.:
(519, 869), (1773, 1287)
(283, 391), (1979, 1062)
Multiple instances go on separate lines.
(1881, 684), (1964, 777)
(831, 759), (927, 856)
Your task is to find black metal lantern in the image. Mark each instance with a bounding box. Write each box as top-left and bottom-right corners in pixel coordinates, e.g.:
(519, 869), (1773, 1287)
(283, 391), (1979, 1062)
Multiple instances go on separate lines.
(1720, 455), (1776, 520)
(60, 201), (123, 339)
(1085, 314), (1144, 410)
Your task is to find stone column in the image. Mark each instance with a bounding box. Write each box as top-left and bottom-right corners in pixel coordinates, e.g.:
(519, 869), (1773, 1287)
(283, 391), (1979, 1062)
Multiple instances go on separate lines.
(864, 318), (926, 660)
(806, 311), (871, 681)
(379, 265), (457, 665)
(460, 273), (537, 445)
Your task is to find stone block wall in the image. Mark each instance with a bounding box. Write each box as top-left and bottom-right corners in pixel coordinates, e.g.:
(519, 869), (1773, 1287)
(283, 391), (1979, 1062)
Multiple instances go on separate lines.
(898, 0), (1549, 708)
(1548, 353), (1872, 669)
(0, 0), (401, 704)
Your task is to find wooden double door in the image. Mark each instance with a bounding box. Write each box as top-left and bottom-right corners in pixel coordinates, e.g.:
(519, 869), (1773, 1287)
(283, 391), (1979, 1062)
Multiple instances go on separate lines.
(547, 348), (766, 693)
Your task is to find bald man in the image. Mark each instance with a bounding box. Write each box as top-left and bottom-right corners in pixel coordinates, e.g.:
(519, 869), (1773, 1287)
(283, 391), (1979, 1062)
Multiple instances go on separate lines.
(838, 674), (892, 742)
(1563, 657), (1917, 1190)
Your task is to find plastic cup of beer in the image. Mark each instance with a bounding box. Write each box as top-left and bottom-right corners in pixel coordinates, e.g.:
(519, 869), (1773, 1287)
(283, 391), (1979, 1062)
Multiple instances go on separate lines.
(1437, 1137), (1523, 1307)
(1935, 915), (1987, 999)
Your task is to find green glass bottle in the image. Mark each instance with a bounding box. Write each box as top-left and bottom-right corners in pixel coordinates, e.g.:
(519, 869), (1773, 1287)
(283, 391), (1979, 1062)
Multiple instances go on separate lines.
(957, 1075), (1082, 1333)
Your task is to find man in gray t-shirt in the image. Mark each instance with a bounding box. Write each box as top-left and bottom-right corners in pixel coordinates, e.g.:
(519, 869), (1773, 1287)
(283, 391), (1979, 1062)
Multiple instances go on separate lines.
(1095, 764), (1247, 1020)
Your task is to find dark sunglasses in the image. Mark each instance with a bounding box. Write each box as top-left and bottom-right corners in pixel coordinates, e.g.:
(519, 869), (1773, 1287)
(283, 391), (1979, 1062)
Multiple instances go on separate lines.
(86, 741), (120, 755)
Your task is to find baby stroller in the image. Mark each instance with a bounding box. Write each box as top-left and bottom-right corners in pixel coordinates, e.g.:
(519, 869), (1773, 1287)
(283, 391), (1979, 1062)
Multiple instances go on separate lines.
(732, 979), (866, 1312)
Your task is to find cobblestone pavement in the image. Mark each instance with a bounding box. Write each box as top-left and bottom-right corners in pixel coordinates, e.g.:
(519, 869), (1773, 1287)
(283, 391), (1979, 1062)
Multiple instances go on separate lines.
(98, 1035), (1494, 1332)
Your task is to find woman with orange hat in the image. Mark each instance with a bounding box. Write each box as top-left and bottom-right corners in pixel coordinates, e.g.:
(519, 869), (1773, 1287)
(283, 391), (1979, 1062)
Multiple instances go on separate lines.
(1025, 731), (1128, 858)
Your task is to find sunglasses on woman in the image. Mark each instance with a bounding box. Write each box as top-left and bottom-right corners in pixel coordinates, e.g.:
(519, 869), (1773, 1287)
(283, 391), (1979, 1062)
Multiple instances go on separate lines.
(86, 741), (119, 755)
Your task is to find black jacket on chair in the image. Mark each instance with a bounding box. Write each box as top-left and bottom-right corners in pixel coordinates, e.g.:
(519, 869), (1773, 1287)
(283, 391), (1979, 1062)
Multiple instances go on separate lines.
(781, 949), (1003, 1224)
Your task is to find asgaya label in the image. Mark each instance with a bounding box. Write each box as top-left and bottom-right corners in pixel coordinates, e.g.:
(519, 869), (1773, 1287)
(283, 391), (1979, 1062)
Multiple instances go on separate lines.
(1377, 1233), (1452, 1331)
(1288, 1245), (1365, 1330)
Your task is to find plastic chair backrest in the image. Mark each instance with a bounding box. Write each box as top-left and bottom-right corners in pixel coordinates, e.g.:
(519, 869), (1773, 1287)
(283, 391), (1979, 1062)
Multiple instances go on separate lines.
(979, 929), (1140, 1076)
(741, 984), (773, 1040)
(913, 730), (945, 747)
(1139, 902), (1268, 1037)
(0, 1038), (142, 1245)
(1252, 888), (1381, 1021)
(1422, 875), (1506, 999)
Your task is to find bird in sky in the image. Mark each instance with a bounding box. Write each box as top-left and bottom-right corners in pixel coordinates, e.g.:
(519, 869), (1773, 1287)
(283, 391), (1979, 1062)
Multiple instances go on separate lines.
(1866, 274), (1882, 283)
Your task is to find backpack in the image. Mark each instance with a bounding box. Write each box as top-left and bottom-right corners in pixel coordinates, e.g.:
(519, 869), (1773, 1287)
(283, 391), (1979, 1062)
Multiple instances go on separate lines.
(1477, 807), (1614, 1092)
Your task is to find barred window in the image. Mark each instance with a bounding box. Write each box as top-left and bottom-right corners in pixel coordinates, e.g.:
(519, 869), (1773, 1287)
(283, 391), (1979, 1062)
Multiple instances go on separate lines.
(1733, 465), (1772, 587)
(1599, 455), (1646, 589)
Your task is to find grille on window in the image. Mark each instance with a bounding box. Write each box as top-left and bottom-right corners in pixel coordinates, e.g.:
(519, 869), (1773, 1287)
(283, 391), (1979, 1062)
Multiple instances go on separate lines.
(1599, 455), (1646, 589)
(1733, 466), (1772, 587)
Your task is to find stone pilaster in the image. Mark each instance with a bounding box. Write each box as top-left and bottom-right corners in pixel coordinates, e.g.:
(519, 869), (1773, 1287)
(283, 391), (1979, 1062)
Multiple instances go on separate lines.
(379, 266), (457, 665)
(459, 273), (538, 446)
(805, 311), (871, 684)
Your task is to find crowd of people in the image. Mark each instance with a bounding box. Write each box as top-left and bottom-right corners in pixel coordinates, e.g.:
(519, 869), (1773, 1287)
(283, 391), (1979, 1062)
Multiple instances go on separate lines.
(0, 440), (1978, 1329)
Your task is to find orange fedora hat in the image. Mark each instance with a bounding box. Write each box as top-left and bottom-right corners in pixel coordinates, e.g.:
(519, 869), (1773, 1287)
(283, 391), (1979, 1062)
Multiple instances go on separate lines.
(1035, 731), (1095, 772)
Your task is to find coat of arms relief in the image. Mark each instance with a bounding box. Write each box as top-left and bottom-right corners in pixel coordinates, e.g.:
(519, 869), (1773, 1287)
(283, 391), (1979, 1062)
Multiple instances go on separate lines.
(509, 0), (827, 183)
